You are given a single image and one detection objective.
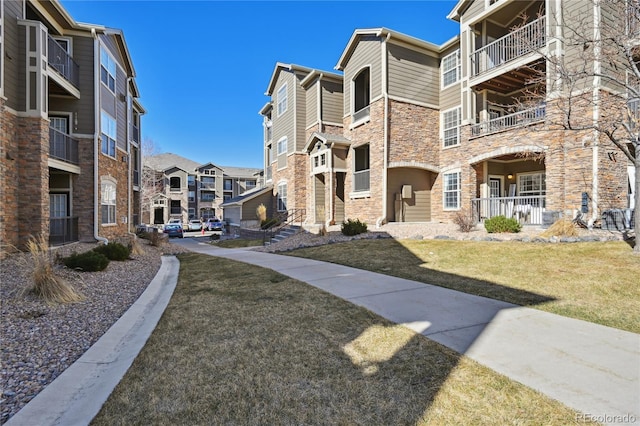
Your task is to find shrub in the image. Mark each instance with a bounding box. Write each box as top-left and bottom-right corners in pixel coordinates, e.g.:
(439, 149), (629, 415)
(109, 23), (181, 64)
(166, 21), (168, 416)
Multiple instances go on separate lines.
(540, 218), (578, 238)
(341, 218), (368, 236)
(453, 208), (477, 233)
(25, 235), (83, 304)
(484, 215), (522, 233)
(93, 242), (130, 261)
(63, 250), (110, 272)
(261, 217), (279, 230)
(256, 203), (267, 222)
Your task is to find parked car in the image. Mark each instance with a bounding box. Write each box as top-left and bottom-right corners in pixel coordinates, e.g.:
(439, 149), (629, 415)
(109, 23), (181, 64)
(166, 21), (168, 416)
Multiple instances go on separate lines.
(167, 218), (183, 229)
(187, 219), (202, 231)
(204, 218), (224, 232)
(163, 224), (184, 238)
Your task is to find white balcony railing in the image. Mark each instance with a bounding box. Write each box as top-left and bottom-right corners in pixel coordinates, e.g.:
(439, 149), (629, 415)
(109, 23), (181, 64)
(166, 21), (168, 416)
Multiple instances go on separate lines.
(470, 104), (546, 137)
(353, 169), (370, 192)
(472, 195), (546, 225)
(471, 16), (546, 77)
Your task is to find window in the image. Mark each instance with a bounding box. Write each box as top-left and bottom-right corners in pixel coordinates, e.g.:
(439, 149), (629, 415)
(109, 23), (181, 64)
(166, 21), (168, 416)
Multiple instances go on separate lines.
(518, 172), (546, 196)
(100, 46), (116, 92)
(201, 192), (215, 202)
(224, 179), (233, 191)
(246, 180), (256, 190)
(443, 171), (461, 210)
(353, 145), (370, 192)
(277, 83), (288, 116)
(170, 177), (181, 191)
(187, 175), (196, 187)
(277, 136), (288, 155)
(353, 67), (370, 119)
(188, 191), (195, 202)
(170, 200), (181, 215)
(101, 111), (116, 157)
(277, 182), (288, 211)
(442, 107), (461, 147)
(223, 194), (232, 202)
(101, 180), (116, 224)
(442, 49), (460, 87)
(188, 208), (195, 218)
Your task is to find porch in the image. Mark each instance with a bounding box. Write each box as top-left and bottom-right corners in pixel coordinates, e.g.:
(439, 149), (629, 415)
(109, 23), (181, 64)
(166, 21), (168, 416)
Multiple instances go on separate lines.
(49, 216), (78, 246)
(471, 195), (546, 225)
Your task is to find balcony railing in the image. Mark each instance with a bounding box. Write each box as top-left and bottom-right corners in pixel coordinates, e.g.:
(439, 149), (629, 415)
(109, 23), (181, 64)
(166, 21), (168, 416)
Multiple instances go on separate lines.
(471, 16), (546, 77)
(200, 182), (216, 190)
(471, 195), (546, 225)
(49, 127), (79, 165)
(47, 36), (79, 88)
(353, 169), (370, 192)
(470, 104), (546, 137)
(132, 124), (140, 144)
(49, 216), (79, 246)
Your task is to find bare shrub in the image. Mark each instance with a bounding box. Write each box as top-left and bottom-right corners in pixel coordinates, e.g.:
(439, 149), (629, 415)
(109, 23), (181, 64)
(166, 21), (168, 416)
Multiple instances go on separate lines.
(256, 204), (267, 222)
(453, 209), (477, 233)
(25, 235), (84, 304)
(540, 219), (578, 238)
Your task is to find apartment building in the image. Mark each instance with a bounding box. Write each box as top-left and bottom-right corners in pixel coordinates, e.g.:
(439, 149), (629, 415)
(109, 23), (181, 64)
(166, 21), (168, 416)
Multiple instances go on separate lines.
(143, 153), (262, 225)
(0, 0), (144, 256)
(260, 0), (635, 230)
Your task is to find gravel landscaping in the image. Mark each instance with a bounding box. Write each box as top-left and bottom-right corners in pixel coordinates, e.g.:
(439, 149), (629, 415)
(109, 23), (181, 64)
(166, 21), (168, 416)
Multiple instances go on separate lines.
(0, 239), (189, 424)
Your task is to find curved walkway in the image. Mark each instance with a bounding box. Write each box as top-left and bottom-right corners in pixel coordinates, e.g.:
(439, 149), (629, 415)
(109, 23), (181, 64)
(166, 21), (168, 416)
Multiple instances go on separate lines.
(7, 240), (639, 426)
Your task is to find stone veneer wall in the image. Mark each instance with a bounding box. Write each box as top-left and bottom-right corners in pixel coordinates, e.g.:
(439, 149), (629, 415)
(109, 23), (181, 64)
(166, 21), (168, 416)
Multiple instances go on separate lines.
(0, 99), (17, 257)
(343, 99), (385, 225)
(271, 153), (308, 217)
(388, 100), (440, 167)
(75, 137), (96, 242)
(97, 150), (131, 240)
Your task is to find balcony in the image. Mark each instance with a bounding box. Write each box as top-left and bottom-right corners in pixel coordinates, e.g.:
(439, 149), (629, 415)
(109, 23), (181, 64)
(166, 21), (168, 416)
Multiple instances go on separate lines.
(353, 106), (370, 124)
(49, 216), (79, 246)
(471, 16), (546, 78)
(133, 169), (140, 186)
(470, 104), (546, 138)
(49, 127), (79, 165)
(353, 169), (370, 192)
(48, 36), (79, 88)
(132, 124), (140, 144)
(200, 182), (216, 190)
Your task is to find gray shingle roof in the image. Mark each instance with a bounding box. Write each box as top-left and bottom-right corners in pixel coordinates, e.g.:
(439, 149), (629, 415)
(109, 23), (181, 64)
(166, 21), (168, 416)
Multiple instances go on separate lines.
(146, 153), (261, 177)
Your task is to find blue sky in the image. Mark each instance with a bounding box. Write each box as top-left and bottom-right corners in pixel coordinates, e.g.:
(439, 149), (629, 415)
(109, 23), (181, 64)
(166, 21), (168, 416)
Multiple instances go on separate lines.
(60, 1), (460, 169)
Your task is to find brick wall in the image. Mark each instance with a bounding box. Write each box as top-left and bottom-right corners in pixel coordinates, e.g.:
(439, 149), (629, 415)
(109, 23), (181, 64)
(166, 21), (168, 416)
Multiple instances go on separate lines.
(97, 150), (132, 240)
(75, 137), (96, 242)
(388, 100), (439, 167)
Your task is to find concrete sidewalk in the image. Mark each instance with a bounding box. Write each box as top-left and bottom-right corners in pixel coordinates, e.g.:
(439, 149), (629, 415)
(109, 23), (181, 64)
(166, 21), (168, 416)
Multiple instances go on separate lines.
(179, 239), (639, 425)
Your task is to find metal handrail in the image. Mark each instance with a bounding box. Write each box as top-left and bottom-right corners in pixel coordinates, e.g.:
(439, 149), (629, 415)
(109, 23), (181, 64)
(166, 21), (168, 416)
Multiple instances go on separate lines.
(262, 208), (306, 245)
(49, 127), (79, 164)
(47, 35), (80, 88)
(471, 16), (546, 77)
(470, 104), (546, 137)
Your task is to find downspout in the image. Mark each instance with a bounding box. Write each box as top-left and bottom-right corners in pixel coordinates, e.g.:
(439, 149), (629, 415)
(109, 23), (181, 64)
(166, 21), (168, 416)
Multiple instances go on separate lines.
(126, 77), (135, 239)
(376, 32), (391, 228)
(591, 1), (601, 226)
(317, 73), (334, 228)
(92, 28), (108, 244)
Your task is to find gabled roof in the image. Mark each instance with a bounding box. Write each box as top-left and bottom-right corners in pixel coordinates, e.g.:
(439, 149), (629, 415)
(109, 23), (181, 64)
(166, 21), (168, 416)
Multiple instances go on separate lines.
(300, 69), (343, 89)
(197, 162), (223, 171)
(146, 153), (200, 173)
(335, 27), (441, 71)
(221, 186), (272, 207)
(265, 62), (339, 96)
(447, 0), (474, 22)
(304, 132), (351, 153)
(221, 166), (263, 179)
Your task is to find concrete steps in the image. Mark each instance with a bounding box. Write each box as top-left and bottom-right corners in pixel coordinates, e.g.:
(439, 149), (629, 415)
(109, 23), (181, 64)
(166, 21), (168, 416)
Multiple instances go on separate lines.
(269, 225), (301, 244)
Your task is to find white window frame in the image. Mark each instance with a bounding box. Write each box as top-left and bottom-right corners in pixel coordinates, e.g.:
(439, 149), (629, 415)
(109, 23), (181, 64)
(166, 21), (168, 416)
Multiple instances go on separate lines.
(100, 46), (116, 93)
(442, 107), (461, 148)
(100, 110), (117, 157)
(277, 136), (288, 155)
(443, 170), (461, 211)
(277, 83), (288, 116)
(517, 172), (546, 196)
(277, 182), (288, 212)
(101, 179), (117, 225)
(441, 49), (460, 88)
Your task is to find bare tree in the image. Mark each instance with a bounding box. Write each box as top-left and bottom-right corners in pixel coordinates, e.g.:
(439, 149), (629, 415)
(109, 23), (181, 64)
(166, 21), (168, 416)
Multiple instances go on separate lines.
(511, 0), (639, 252)
(140, 138), (164, 225)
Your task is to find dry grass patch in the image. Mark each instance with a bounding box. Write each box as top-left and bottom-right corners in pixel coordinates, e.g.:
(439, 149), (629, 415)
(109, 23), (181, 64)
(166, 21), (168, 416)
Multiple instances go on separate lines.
(213, 238), (263, 248)
(286, 239), (640, 333)
(92, 253), (588, 425)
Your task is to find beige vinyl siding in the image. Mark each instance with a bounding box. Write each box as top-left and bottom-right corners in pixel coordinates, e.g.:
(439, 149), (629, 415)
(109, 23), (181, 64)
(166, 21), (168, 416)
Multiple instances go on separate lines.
(387, 168), (432, 222)
(294, 72), (307, 151)
(334, 172), (345, 223)
(599, 2), (626, 94)
(561, 1), (595, 93)
(463, 0), (486, 22)
(4, 0), (23, 111)
(314, 175), (325, 222)
(49, 35), (95, 134)
(306, 80), (318, 128)
(271, 71), (295, 156)
(333, 148), (348, 170)
(101, 83), (117, 117)
(321, 80), (343, 123)
(387, 43), (439, 106)
(241, 191), (274, 220)
(343, 35), (382, 117)
(115, 66), (127, 151)
(440, 43), (461, 113)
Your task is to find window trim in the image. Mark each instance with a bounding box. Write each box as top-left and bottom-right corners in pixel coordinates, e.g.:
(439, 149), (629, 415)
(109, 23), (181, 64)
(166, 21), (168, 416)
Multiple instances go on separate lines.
(276, 136), (288, 156)
(100, 178), (117, 225)
(443, 170), (461, 211)
(277, 181), (288, 212)
(100, 110), (117, 157)
(441, 106), (461, 148)
(277, 83), (288, 117)
(517, 171), (546, 196)
(441, 49), (460, 89)
(100, 46), (117, 93)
